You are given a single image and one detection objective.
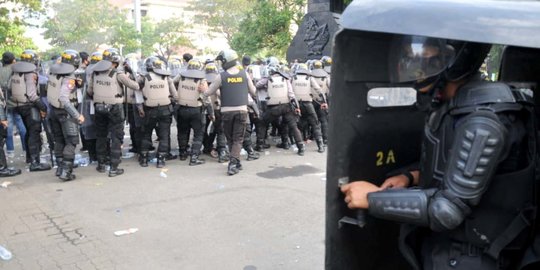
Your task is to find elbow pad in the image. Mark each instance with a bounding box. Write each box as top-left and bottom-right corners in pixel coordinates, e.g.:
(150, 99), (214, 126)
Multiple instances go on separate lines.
(367, 188), (436, 226)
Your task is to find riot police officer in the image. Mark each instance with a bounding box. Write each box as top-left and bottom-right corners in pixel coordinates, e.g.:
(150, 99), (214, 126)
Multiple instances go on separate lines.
(202, 62), (229, 163)
(0, 85), (21, 177)
(81, 51), (103, 163)
(138, 56), (177, 168)
(311, 60), (330, 144)
(201, 49), (258, 175)
(255, 64), (305, 156)
(291, 63), (327, 153)
(88, 48), (139, 177)
(47, 50), (85, 181)
(341, 40), (536, 269)
(321, 56), (332, 75)
(124, 54), (144, 155)
(9, 50), (51, 171)
(174, 59), (211, 165)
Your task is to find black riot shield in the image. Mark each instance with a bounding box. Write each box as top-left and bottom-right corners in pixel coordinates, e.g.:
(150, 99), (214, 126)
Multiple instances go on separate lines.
(325, 29), (425, 270)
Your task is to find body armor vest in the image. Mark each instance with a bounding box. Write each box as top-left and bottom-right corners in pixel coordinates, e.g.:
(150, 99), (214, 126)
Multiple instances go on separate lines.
(10, 72), (32, 105)
(312, 77), (329, 101)
(220, 70), (248, 107)
(419, 81), (537, 250)
(177, 77), (201, 107)
(93, 70), (123, 104)
(292, 74), (313, 102)
(142, 72), (170, 107)
(267, 75), (289, 105)
(47, 74), (63, 108)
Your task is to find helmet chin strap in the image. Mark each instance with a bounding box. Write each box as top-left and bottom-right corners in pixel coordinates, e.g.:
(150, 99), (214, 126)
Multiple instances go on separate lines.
(415, 74), (446, 111)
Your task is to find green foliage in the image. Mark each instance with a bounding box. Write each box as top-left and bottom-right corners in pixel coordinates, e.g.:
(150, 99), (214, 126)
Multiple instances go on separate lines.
(187, 0), (254, 43)
(43, 0), (131, 53)
(145, 18), (194, 61)
(0, 0), (41, 55)
(231, 0), (297, 58)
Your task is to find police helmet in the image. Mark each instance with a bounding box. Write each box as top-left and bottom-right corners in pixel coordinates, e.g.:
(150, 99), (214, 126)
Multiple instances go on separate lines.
(187, 59), (203, 70)
(321, 56), (332, 67)
(267, 65), (280, 75)
(103, 48), (122, 64)
(145, 56), (165, 72)
(295, 63), (310, 75)
(20, 50), (39, 66)
(216, 49), (239, 70)
(205, 62), (219, 74)
(61, 49), (81, 68)
(267, 57), (280, 67)
(445, 41), (491, 82)
(312, 60), (324, 69)
(90, 52), (103, 64)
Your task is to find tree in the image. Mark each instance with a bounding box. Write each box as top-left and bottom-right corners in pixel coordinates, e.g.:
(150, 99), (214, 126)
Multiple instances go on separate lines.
(187, 0), (254, 44)
(231, 0), (293, 58)
(0, 0), (41, 54)
(43, 0), (135, 53)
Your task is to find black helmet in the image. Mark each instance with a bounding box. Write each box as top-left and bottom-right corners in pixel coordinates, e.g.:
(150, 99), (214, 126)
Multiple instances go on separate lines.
(90, 52), (103, 64)
(242, 55), (251, 67)
(145, 56), (165, 72)
(61, 49), (81, 67)
(103, 48), (122, 64)
(445, 42), (492, 82)
(216, 49), (238, 70)
(20, 50), (39, 65)
(205, 62), (218, 74)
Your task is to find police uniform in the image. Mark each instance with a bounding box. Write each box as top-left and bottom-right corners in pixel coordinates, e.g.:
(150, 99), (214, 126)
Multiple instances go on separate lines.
(138, 71), (177, 167)
(10, 62), (51, 170)
(204, 67), (257, 175)
(202, 88), (229, 162)
(291, 70), (326, 153)
(311, 68), (330, 144)
(47, 66), (81, 180)
(255, 72), (306, 155)
(367, 80), (536, 269)
(174, 72), (211, 165)
(88, 61), (139, 175)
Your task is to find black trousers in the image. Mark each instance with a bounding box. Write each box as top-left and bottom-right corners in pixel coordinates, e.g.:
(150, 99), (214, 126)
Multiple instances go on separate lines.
(49, 108), (79, 162)
(313, 101), (328, 142)
(299, 101), (322, 141)
(203, 110), (227, 152)
(176, 106), (205, 155)
(94, 103), (125, 166)
(141, 105), (172, 154)
(0, 125), (8, 168)
(222, 111), (247, 160)
(13, 105), (42, 161)
(257, 104), (302, 145)
(128, 104), (143, 153)
(243, 112), (256, 150)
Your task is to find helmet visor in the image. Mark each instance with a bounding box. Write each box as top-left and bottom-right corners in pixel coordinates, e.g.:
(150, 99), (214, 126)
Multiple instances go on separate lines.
(390, 36), (455, 83)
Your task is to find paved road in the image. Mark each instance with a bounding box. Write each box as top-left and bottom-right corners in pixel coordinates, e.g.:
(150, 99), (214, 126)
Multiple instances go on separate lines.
(0, 134), (327, 270)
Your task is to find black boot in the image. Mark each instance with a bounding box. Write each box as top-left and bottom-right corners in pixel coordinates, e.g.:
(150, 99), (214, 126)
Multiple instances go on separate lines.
(227, 158), (239, 176)
(254, 143), (264, 152)
(55, 158), (63, 177)
(0, 166), (21, 177)
(218, 150), (229, 163)
(156, 153), (166, 168)
(178, 149), (188, 161)
(165, 152), (178, 160)
(109, 164), (124, 177)
(139, 152), (148, 167)
(29, 157), (52, 172)
(236, 160), (243, 170)
(277, 138), (290, 149)
(59, 161), (76, 181)
(189, 154), (205, 166)
(96, 160), (107, 173)
(297, 143), (305, 156)
(316, 139), (325, 153)
(246, 148), (260, 161)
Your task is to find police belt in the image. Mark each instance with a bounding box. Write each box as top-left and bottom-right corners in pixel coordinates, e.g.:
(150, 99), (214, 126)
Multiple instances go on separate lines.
(94, 103), (122, 112)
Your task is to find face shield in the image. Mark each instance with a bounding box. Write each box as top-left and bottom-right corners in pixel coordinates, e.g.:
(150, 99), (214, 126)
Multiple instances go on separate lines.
(390, 36), (456, 84)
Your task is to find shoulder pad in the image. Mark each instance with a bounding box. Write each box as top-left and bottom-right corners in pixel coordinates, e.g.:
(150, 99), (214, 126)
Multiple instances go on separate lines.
(92, 60), (112, 72)
(50, 63), (75, 75)
(180, 69), (205, 79)
(12, 62), (36, 73)
(311, 68), (328, 78)
(452, 81), (515, 108)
